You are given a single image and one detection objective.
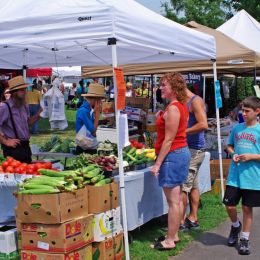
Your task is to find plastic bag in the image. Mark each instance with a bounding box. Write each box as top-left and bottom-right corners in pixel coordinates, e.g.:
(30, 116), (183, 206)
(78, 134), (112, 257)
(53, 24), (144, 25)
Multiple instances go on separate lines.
(75, 125), (98, 149)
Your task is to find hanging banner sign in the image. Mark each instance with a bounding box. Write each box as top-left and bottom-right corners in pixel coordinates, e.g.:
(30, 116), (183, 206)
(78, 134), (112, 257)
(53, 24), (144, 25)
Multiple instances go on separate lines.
(114, 67), (126, 110)
(182, 72), (202, 95)
(214, 80), (223, 109)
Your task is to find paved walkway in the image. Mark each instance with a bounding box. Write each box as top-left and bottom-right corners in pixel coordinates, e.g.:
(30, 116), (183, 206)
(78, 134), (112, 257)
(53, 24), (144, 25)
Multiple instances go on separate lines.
(170, 208), (260, 260)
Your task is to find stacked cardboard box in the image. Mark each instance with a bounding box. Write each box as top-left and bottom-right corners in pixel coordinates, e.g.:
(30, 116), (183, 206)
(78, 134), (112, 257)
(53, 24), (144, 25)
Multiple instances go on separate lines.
(88, 182), (125, 259)
(16, 187), (93, 258)
(0, 225), (19, 260)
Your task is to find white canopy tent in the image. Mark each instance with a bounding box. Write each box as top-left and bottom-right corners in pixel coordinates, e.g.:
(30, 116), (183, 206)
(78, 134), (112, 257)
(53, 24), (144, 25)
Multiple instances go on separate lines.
(217, 10), (260, 53)
(0, 1), (218, 258)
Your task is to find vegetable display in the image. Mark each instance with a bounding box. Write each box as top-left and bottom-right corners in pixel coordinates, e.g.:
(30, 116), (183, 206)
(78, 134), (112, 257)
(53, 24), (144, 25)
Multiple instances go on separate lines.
(39, 135), (76, 153)
(0, 157), (53, 175)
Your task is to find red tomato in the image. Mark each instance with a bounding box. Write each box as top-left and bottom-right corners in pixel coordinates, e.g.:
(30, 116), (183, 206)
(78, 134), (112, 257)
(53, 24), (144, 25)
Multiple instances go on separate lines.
(5, 166), (14, 173)
(11, 161), (21, 168)
(26, 168), (34, 175)
(43, 162), (52, 169)
(2, 161), (9, 169)
(6, 157), (14, 163)
(21, 163), (28, 168)
(34, 162), (43, 170)
(0, 167), (3, 173)
(14, 167), (22, 174)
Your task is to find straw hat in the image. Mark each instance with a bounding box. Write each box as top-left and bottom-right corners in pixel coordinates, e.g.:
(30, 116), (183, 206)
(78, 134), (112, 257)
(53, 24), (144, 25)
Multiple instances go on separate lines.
(8, 76), (29, 92)
(4, 88), (10, 94)
(82, 83), (105, 98)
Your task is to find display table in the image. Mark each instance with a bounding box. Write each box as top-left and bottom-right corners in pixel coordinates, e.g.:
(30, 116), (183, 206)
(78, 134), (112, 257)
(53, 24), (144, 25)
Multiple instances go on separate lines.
(114, 152), (211, 231)
(31, 145), (76, 166)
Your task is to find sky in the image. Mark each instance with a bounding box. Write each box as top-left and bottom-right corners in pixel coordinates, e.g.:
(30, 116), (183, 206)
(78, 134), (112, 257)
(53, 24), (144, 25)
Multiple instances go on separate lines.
(136, 0), (167, 14)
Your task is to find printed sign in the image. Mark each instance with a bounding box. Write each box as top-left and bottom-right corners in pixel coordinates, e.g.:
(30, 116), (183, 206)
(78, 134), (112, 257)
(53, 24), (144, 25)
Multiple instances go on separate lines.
(114, 68), (126, 110)
(214, 80), (223, 109)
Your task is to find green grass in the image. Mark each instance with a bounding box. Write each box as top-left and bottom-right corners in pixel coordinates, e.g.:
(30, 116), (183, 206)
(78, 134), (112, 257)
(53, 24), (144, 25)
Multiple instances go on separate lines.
(129, 192), (227, 259)
(30, 108), (77, 146)
(29, 108), (229, 259)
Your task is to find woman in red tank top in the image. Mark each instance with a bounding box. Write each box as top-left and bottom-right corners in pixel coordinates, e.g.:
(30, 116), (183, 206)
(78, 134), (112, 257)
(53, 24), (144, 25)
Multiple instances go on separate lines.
(151, 72), (191, 251)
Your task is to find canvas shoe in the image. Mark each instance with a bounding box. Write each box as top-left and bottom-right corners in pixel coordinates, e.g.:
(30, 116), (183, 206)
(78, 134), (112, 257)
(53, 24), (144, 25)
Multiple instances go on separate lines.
(238, 238), (250, 255)
(185, 218), (200, 229)
(227, 221), (242, 246)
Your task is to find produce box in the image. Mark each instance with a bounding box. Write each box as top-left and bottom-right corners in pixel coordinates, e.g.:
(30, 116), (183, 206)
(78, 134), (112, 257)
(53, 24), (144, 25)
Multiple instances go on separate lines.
(102, 101), (115, 118)
(93, 207), (122, 242)
(0, 226), (18, 258)
(16, 187), (88, 224)
(21, 215), (93, 253)
(21, 244), (92, 260)
(210, 159), (231, 179)
(88, 182), (118, 214)
(92, 232), (124, 260)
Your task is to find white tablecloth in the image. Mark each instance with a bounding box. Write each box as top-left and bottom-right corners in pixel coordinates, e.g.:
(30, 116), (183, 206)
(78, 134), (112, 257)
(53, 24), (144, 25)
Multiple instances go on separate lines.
(115, 152), (211, 231)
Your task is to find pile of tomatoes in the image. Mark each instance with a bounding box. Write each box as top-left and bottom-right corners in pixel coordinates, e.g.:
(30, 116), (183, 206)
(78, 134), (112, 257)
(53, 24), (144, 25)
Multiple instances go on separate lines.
(0, 157), (52, 175)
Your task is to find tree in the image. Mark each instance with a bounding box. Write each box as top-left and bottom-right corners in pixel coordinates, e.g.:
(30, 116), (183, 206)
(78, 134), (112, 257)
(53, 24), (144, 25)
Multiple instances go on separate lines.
(229, 0), (260, 22)
(162, 0), (260, 27)
(162, 0), (232, 28)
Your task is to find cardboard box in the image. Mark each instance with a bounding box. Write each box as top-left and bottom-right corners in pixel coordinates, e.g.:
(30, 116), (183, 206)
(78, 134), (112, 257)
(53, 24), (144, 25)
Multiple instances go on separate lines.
(21, 244), (92, 260)
(88, 182), (119, 214)
(0, 226), (18, 257)
(92, 233), (124, 260)
(15, 216), (22, 251)
(211, 178), (226, 194)
(21, 215), (93, 253)
(102, 102), (115, 118)
(16, 187), (88, 224)
(93, 207), (122, 242)
(210, 159), (231, 179)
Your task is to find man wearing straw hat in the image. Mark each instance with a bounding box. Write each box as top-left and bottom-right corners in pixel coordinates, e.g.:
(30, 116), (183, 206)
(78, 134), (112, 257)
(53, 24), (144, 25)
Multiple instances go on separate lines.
(0, 76), (42, 163)
(75, 83), (105, 155)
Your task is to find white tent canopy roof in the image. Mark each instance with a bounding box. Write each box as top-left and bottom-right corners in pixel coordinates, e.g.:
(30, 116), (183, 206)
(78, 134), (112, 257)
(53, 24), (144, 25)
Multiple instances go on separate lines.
(0, 0), (215, 69)
(217, 9), (260, 53)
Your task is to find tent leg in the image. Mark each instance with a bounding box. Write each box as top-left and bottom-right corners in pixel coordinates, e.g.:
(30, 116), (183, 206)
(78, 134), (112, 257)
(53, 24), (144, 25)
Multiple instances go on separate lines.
(213, 61), (225, 199)
(111, 43), (130, 260)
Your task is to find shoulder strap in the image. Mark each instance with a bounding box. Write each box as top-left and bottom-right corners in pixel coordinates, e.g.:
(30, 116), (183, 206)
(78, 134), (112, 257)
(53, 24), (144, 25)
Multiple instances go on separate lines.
(187, 95), (198, 109)
(5, 102), (19, 139)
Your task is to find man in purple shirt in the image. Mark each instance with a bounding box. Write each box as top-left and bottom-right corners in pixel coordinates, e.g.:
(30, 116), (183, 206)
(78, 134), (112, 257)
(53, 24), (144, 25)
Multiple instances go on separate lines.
(0, 76), (42, 163)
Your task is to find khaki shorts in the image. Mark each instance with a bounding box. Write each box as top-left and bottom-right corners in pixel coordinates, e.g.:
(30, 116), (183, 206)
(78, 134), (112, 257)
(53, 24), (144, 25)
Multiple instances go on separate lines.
(182, 149), (205, 193)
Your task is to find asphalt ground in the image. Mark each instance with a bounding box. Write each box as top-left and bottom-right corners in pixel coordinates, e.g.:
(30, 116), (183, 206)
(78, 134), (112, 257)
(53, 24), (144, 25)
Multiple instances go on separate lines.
(170, 207), (260, 260)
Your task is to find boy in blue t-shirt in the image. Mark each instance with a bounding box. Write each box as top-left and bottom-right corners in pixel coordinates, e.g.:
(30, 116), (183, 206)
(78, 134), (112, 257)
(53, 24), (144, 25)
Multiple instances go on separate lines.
(223, 96), (260, 255)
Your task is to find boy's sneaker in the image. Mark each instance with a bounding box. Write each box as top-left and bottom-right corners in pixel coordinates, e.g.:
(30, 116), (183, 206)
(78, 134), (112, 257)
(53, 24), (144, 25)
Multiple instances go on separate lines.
(185, 218), (200, 229)
(238, 238), (250, 255)
(179, 224), (189, 232)
(227, 221), (242, 246)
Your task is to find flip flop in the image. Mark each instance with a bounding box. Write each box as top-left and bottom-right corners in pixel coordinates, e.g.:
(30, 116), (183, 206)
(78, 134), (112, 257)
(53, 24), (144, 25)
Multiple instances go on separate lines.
(152, 241), (176, 251)
(154, 235), (181, 244)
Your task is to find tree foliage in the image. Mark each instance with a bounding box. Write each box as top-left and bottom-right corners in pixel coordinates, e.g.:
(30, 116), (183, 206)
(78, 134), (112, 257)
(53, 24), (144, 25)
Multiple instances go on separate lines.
(162, 0), (260, 28)
(229, 0), (260, 22)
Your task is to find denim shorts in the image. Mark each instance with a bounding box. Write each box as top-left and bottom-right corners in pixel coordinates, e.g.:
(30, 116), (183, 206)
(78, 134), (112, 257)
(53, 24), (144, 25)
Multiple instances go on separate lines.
(158, 147), (191, 188)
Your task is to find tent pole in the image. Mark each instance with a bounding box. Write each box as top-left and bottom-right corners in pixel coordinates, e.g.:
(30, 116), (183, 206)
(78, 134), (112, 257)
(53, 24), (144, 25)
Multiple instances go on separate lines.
(213, 61), (225, 199)
(151, 74), (154, 112)
(22, 65), (27, 80)
(110, 40), (130, 260)
(203, 75), (206, 101)
(254, 66), (257, 85)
